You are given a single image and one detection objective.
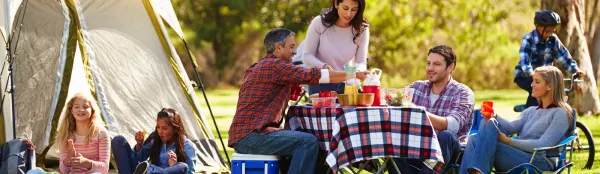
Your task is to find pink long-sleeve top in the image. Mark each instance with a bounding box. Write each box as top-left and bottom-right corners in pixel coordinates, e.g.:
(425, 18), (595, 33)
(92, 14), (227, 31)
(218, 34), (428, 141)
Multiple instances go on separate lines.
(59, 128), (110, 174)
(302, 15), (370, 71)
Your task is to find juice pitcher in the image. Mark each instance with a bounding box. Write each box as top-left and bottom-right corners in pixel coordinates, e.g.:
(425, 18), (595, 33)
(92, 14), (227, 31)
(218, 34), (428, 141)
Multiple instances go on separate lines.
(363, 68), (382, 106)
(344, 65), (358, 95)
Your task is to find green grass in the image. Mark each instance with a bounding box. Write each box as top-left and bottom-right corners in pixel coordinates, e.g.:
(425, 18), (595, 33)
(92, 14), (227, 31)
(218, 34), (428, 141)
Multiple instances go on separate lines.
(198, 89), (600, 173)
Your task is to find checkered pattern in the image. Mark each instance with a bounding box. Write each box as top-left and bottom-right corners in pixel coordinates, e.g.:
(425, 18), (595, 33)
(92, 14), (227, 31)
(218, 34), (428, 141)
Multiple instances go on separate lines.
(288, 105), (345, 150)
(228, 54), (322, 147)
(410, 79), (474, 142)
(515, 29), (578, 78)
(288, 106), (445, 173)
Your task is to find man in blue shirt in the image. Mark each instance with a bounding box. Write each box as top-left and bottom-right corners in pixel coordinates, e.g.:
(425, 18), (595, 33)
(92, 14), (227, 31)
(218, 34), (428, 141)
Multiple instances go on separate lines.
(514, 10), (584, 108)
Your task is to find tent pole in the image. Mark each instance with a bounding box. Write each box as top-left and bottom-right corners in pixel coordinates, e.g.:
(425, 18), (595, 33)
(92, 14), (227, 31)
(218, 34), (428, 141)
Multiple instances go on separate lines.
(182, 39), (231, 167)
(5, 0), (16, 140)
(8, 51), (13, 140)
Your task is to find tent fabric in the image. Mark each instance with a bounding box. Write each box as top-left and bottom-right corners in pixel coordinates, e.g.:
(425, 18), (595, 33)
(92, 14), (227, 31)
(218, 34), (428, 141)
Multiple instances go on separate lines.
(0, 0), (24, 143)
(1, 0), (227, 172)
(10, 0), (69, 148)
(69, 0), (226, 171)
(149, 0), (184, 39)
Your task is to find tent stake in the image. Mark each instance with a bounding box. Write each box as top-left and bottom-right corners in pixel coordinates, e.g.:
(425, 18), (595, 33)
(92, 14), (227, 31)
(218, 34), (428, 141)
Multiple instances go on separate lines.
(182, 39), (231, 167)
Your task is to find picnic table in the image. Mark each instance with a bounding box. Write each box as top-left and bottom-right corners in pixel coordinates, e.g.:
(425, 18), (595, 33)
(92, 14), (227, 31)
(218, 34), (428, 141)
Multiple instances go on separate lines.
(288, 105), (446, 173)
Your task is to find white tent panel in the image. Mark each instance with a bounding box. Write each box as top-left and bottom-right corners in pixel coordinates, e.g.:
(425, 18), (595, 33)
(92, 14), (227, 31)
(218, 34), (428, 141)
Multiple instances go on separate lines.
(72, 0), (203, 145)
(150, 0), (184, 38)
(72, 0), (225, 170)
(0, 0), (24, 142)
(11, 0), (69, 148)
(3, 0), (23, 39)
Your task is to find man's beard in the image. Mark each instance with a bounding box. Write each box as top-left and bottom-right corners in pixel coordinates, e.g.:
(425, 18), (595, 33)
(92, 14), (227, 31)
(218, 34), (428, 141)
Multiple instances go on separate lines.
(429, 72), (448, 84)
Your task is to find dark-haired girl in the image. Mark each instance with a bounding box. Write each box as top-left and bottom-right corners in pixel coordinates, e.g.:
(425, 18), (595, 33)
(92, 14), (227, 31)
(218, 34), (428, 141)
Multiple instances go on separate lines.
(112, 108), (197, 174)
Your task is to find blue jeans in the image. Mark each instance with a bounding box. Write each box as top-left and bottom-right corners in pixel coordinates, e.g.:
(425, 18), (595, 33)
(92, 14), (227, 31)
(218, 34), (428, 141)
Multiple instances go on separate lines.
(387, 130), (460, 174)
(148, 162), (188, 174)
(459, 119), (554, 173)
(112, 135), (142, 174)
(308, 83), (345, 95)
(514, 76), (538, 107)
(234, 131), (319, 174)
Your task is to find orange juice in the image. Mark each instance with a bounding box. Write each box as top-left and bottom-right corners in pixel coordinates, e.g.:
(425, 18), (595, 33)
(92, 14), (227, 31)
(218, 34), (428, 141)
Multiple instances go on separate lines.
(344, 85), (358, 94)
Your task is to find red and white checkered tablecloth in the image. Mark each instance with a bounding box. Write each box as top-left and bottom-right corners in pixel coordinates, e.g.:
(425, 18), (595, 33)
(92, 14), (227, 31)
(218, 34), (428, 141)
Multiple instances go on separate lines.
(288, 105), (445, 173)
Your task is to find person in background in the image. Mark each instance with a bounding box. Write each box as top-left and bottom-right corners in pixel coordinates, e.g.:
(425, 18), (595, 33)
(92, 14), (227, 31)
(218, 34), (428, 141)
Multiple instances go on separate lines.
(302, 0), (370, 95)
(513, 10), (583, 109)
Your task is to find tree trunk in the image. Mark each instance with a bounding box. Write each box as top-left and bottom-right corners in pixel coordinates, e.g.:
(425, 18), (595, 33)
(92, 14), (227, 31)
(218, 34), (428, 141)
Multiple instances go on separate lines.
(593, 23), (600, 81)
(542, 0), (600, 115)
(588, 0), (600, 79)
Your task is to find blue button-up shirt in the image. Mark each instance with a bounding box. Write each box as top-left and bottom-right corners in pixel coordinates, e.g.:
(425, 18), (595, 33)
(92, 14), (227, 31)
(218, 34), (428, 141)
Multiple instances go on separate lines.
(514, 29), (579, 78)
(134, 133), (198, 174)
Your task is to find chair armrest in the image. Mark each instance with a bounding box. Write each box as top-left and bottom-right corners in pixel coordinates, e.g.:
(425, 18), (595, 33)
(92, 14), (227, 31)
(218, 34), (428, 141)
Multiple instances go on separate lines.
(533, 136), (576, 151)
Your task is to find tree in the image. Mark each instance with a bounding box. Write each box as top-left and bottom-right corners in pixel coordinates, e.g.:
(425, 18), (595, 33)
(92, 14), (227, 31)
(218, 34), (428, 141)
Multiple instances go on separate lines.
(593, 23), (600, 80)
(542, 0), (600, 115)
(171, 0), (329, 87)
(585, 0), (600, 80)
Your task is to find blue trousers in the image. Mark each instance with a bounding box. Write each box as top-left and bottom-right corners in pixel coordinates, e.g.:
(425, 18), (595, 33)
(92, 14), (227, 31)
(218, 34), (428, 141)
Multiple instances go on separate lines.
(514, 76), (538, 107)
(459, 119), (554, 173)
(234, 131), (319, 174)
(388, 130), (461, 174)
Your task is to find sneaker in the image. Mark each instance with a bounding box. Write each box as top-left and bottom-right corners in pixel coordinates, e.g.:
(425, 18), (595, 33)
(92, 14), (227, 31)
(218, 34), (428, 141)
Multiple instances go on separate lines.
(134, 161), (149, 174)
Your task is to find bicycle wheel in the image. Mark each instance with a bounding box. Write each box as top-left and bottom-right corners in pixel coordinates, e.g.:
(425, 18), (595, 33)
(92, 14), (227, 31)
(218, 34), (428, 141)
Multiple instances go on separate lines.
(574, 121), (595, 169)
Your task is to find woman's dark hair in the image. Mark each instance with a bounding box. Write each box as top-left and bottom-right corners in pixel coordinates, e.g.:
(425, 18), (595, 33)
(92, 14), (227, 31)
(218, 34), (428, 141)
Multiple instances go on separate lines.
(149, 108), (188, 165)
(320, 0), (367, 43)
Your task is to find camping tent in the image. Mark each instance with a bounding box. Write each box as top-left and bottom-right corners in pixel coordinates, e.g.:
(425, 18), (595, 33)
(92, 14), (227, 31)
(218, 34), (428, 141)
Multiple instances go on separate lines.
(0, 0), (228, 172)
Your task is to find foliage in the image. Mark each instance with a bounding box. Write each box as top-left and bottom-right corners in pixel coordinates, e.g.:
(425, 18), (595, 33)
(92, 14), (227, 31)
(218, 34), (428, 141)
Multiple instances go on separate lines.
(171, 0), (329, 87)
(172, 0), (539, 90)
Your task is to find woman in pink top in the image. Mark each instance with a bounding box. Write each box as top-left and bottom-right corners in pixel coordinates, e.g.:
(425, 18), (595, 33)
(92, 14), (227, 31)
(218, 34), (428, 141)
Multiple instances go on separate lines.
(55, 93), (110, 174)
(302, 0), (369, 95)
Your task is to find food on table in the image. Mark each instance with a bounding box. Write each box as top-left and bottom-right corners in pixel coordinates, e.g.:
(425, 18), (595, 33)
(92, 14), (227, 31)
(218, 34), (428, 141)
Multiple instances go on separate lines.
(312, 97), (336, 108)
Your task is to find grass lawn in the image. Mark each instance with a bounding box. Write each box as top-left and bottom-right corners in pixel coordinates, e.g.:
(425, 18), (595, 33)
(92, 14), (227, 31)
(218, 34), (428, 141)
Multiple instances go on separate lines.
(198, 89), (600, 173)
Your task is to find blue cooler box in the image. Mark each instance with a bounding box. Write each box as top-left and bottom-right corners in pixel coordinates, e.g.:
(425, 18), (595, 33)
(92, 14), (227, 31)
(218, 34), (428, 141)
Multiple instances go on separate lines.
(231, 153), (279, 174)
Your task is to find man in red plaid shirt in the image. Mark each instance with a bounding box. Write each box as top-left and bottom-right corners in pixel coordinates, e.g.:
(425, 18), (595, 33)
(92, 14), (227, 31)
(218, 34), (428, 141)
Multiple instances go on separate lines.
(228, 28), (366, 174)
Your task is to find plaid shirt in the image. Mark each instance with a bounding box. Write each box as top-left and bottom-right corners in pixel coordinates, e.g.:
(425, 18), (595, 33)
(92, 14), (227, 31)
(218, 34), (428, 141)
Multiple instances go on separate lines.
(514, 29), (578, 78)
(410, 78), (474, 142)
(228, 54), (322, 147)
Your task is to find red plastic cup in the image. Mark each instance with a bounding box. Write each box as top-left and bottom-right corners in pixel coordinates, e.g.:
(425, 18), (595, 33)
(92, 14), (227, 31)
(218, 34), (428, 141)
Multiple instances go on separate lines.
(290, 85), (302, 101)
(362, 86), (381, 106)
(319, 90), (331, 97)
(481, 101), (494, 118)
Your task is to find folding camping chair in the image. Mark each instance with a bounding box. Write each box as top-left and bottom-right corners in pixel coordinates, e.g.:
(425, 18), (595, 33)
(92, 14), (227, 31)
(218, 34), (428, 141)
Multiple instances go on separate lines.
(499, 109), (577, 174)
(443, 109), (577, 174)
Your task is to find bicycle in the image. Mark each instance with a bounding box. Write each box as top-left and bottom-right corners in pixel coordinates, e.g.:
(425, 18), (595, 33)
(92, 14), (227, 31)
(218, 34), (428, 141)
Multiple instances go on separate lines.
(513, 73), (595, 169)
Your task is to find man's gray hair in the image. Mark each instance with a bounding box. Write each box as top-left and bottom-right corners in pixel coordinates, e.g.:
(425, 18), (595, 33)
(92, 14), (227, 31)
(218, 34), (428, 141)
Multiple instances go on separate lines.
(264, 28), (295, 54)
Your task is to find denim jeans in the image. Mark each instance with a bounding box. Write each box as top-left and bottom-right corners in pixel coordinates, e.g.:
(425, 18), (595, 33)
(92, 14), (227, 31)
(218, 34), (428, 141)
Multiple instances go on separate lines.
(459, 119), (554, 173)
(112, 135), (143, 174)
(234, 130), (319, 174)
(387, 130), (461, 174)
(148, 162), (189, 174)
(514, 76), (538, 107)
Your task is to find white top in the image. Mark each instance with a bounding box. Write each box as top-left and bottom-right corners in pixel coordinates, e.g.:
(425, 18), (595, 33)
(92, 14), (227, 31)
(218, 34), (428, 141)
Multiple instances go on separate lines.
(302, 16), (370, 71)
